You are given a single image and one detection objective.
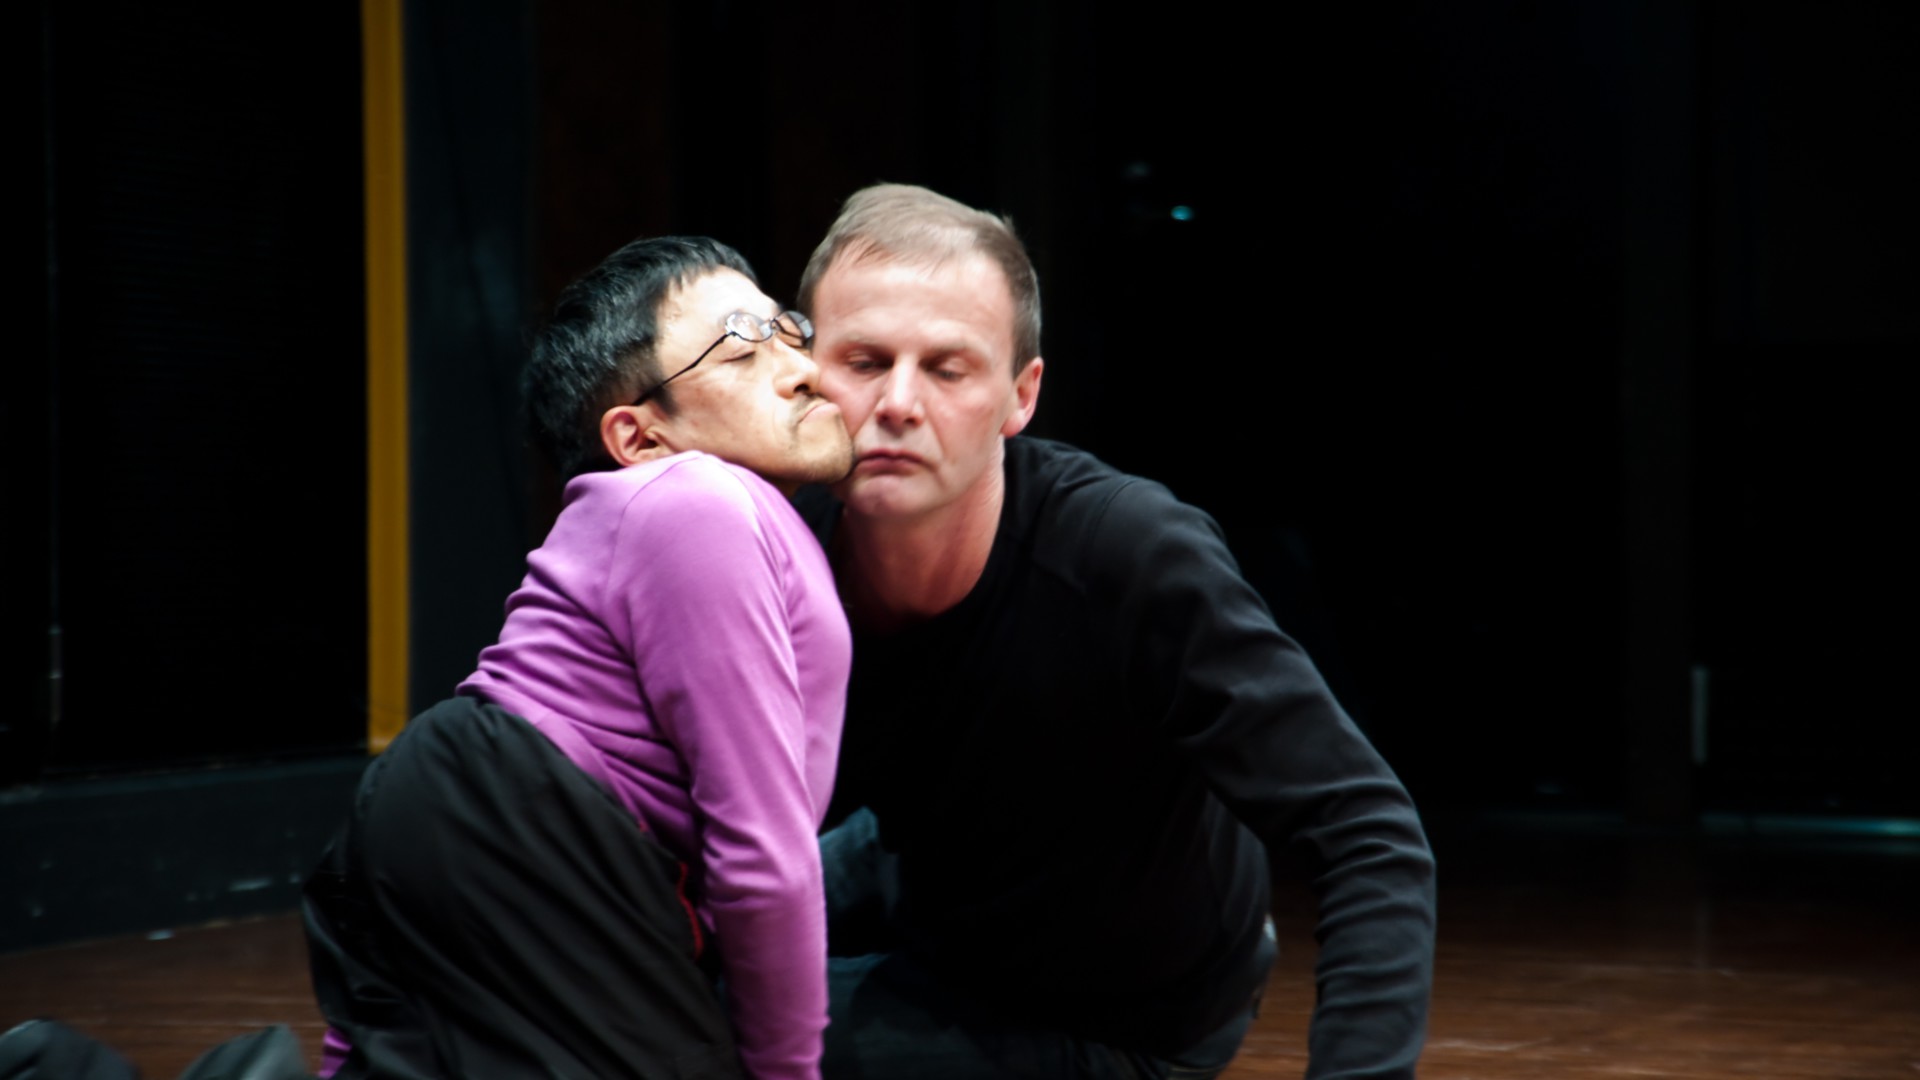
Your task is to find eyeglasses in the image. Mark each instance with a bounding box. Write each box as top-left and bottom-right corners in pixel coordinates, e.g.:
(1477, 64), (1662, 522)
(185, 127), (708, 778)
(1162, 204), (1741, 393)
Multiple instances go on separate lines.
(632, 310), (814, 406)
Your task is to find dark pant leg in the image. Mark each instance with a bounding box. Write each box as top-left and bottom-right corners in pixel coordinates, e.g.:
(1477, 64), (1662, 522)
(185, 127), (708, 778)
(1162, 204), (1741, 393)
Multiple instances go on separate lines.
(304, 816), (438, 1080)
(824, 952), (1255, 1080)
(817, 809), (1263, 1080)
(174, 1025), (313, 1080)
(303, 698), (742, 1080)
(0, 1020), (140, 1080)
(820, 808), (905, 958)
(822, 808), (1081, 1079)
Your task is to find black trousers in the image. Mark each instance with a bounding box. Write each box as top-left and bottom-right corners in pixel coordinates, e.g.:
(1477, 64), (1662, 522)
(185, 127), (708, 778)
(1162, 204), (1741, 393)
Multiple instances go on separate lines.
(303, 697), (743, 1079)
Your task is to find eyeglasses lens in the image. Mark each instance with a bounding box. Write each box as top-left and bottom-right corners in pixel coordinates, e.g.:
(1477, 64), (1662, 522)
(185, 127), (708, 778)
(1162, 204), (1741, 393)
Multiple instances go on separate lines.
(778, 312), (812, 347)
(717, 311), (812, 349)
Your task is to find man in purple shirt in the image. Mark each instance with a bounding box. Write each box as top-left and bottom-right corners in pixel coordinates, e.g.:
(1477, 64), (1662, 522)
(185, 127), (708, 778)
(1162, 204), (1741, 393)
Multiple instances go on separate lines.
(303, 236), (855, 1080)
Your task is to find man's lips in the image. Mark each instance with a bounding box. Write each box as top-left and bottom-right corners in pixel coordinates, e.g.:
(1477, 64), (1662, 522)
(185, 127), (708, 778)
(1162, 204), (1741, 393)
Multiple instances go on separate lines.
(798, 399), (841, 424)
(855, 447), (925, 468)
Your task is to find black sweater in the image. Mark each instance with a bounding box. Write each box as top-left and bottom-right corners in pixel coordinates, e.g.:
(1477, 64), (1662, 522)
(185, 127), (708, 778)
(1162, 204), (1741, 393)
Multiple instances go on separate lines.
(805, 437), (1435, 1077)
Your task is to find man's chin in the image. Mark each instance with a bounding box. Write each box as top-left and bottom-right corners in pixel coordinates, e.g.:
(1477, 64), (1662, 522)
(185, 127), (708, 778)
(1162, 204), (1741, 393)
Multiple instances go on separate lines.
(828, 472), (932, 519)
(766, 446), (856, 491)
(799, 464), (855, 492)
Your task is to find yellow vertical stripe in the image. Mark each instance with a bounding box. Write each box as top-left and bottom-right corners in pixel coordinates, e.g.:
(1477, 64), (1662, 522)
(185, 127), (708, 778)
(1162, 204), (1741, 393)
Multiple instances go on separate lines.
(362, 0), (408, 753)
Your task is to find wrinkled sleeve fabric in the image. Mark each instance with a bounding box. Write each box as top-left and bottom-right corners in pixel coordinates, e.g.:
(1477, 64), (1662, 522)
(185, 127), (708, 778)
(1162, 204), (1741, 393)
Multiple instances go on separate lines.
(1089, 478), (1436, 1079)
(607, 465), (828, 1080)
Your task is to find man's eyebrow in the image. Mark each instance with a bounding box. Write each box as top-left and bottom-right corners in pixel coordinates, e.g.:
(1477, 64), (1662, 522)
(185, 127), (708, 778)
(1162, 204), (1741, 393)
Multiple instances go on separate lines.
(829, 332), (984, 358)
(924, 340), (989, 362)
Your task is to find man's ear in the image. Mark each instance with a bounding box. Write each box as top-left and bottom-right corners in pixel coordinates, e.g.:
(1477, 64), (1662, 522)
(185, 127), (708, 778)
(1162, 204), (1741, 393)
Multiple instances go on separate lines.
(1001, 356), (1044, 437)
(600, 404), (675, 468)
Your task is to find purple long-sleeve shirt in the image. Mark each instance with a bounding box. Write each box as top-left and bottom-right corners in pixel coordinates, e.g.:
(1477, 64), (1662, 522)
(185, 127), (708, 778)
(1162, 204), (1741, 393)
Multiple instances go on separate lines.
(322, 452), (849, 1080)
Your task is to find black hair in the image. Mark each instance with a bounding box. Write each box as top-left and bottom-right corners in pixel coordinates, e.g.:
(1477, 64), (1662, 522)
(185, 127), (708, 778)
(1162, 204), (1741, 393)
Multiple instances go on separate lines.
(524, 236), (757, 478)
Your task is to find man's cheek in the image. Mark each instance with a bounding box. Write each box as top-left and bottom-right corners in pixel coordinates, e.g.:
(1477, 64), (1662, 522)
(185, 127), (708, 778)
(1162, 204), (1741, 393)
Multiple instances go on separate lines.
(817, 369), (853, 406)
(823, 386), (874, 432)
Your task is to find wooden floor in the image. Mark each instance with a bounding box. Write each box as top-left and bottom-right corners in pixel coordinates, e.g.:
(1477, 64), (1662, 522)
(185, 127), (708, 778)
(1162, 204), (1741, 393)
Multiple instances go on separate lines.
(3, 815), (1916, 1078)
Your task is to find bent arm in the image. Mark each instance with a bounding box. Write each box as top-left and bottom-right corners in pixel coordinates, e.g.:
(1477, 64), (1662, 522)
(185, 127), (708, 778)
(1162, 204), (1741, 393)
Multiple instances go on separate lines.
(1097, 481), (1436, 1078)
(614, 469), (829, 1080)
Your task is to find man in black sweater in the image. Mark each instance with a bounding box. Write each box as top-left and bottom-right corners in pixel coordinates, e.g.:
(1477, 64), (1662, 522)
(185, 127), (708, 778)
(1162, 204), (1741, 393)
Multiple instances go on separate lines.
(796, 184), (1435, 1079)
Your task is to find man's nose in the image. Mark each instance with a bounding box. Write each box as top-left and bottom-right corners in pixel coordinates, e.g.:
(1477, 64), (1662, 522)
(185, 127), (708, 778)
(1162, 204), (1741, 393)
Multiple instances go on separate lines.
(774, 339), (823, 397)
(874, 363), (923, 425)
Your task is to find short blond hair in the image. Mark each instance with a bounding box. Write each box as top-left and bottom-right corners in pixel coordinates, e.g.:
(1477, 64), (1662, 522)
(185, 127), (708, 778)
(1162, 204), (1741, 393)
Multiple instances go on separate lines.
(797, 184), (1041, 373)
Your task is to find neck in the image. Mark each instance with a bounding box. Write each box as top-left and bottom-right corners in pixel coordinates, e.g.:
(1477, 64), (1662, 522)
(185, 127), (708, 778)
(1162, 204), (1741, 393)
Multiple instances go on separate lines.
(835, 451), (1006, 633)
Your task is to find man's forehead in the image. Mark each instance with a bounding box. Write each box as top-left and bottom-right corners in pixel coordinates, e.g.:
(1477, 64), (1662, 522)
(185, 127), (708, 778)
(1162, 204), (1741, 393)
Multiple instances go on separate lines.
(827, 243), (1012, 296)
(816, 251), (1016, 351)
(663, 269), (778, 328)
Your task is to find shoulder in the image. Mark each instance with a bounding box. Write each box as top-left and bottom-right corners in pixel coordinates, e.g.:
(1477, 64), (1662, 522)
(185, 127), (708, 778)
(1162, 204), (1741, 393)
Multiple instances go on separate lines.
(1006, 437), (1211, 563)
(1005, 435), (1129, 494)
(570, 452), (778, 523)
(560, 454), (811, 572)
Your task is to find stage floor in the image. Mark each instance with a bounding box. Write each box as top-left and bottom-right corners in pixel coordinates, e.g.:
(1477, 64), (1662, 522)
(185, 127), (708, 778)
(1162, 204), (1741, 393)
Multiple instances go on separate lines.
(4, 813), (1916, 1078)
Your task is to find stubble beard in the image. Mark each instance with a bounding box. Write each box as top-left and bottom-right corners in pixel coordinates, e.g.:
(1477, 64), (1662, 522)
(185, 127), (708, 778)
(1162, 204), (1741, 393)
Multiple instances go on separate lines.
(771, 416), (855, 488)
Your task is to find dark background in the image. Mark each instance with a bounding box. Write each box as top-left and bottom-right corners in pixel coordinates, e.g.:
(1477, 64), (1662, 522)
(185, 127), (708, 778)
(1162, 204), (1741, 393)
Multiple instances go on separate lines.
(6, 0), (1914, 950)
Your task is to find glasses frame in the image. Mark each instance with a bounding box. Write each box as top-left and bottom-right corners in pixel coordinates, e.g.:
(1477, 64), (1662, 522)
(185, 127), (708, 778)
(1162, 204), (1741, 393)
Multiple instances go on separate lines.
(632, 310), (813, 406)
